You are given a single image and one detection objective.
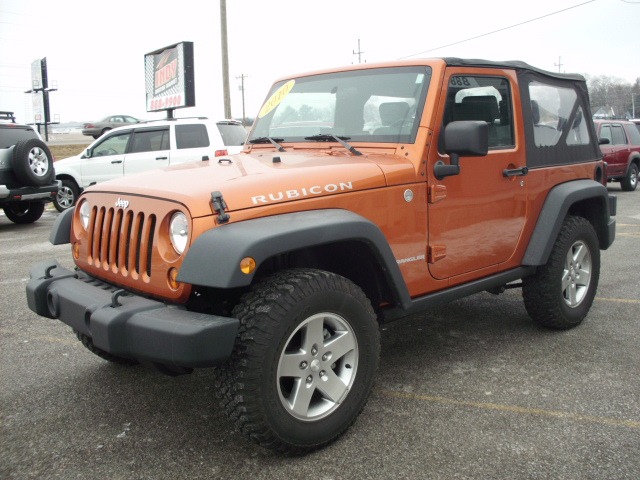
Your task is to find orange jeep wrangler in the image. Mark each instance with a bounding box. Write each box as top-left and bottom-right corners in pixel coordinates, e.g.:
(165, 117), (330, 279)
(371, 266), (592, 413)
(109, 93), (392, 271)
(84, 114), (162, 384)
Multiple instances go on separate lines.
(27, 58), (616, 454)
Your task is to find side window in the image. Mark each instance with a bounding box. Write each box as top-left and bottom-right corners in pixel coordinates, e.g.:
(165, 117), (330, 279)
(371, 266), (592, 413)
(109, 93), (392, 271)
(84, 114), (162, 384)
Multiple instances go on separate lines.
(610, 125), (626, 145)
(129, 129), (170, 153)
(443, 75), (514, 149)
(599, 125), (612, 143)
(625, 124), (640, 144)
(529, 82), (590, 147)
(175, 124), (210, 149)
(92, 132), (131, 157)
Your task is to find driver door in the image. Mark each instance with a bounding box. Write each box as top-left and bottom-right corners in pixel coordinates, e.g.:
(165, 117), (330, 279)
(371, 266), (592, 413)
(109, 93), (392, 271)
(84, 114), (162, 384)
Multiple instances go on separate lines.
(427, 70), (528, 281)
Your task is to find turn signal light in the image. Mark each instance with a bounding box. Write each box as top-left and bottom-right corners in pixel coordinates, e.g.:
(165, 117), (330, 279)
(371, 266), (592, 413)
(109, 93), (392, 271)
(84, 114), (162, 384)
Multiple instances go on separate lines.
(240, 257), (256, 275)
(168, 268), (180, 290)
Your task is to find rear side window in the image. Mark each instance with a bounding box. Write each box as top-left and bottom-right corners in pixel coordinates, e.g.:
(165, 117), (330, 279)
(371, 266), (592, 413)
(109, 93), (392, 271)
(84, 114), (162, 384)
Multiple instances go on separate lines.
(529, 82), (590, 147)
(175, 124), (210, 149)
(217, 123), (247, 146)
(609, 125), (627, 145)
(129, 128), (170, 153)
(521, 71), (599, 168)
(0, 126), (39, 148)
(624, 124), (640, 145)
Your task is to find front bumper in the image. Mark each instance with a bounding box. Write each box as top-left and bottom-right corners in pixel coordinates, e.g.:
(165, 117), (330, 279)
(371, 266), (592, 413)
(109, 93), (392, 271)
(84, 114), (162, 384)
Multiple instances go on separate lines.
(26, 260), (239, 368)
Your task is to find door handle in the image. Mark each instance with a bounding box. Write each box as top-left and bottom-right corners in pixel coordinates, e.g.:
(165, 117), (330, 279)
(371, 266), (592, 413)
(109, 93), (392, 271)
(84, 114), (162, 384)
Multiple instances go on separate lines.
(111, 160), (123, 164)
(156, 156), (168, 161)
(503, 166), (528, 177)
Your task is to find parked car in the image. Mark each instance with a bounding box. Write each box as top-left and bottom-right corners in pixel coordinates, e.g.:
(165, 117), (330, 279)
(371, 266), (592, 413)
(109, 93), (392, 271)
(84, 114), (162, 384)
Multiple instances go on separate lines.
(594, 119), (640, 191)
(27, 59), (616, 453)
(0, 112), (59, 223)
(54, 118), (247, 211)
(82, 115), (141, 139)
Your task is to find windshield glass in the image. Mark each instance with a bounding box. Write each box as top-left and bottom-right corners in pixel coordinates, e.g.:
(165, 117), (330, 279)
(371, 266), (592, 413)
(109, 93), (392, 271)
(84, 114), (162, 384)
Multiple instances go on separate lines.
(249, 66), (431, 144)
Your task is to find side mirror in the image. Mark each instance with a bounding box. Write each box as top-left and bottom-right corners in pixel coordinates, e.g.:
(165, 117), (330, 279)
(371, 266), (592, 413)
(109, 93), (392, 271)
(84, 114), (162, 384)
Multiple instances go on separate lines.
(435, 121), (489, 180)
(598, 138), (610, 145)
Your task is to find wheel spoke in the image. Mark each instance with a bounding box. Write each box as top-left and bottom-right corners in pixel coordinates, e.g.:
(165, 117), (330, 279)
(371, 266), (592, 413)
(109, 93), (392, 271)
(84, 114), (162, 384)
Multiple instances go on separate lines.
(565, 281), (577, 305)
(325, 330), (355, 360)
(317, 369), (348, 403)
(288, 379), (315, 416)
(576, 267), (591, 286)
(573, 243), (588, 264)
(302, 316), (325, 352)
(561, 269), (572, 292)
(278, 351), (306, 378)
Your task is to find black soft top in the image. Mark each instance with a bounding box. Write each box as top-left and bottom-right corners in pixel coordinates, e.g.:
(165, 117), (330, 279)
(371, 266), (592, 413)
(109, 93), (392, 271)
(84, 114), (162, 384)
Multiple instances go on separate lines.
(442, 58), (586, 82)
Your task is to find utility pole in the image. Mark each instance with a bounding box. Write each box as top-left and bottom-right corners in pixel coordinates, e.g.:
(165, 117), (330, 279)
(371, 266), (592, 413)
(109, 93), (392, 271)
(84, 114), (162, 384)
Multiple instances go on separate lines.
(554, 56), (563, 73)
(220, 0), (231, 119)
(237, 74), (247, 125)
(353, 39), (365, 64)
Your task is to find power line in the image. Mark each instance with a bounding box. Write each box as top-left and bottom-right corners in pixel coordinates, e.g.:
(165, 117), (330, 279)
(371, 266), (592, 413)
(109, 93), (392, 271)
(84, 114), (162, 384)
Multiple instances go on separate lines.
(398, 0), (596, 59)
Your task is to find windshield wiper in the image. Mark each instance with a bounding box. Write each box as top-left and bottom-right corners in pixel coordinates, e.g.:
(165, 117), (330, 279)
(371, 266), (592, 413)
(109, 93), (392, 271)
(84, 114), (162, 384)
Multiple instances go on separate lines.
(304, 134), (362, 156)
(248, 136), (286, 152)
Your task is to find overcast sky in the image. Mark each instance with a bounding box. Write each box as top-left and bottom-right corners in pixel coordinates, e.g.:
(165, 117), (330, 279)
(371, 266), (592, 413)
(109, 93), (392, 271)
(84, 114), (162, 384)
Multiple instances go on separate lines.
(1, 0), (638, 125)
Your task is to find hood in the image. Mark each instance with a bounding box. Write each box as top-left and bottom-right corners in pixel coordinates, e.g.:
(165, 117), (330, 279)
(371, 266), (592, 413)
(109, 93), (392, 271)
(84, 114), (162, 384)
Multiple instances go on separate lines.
(87, 149), (418, 217)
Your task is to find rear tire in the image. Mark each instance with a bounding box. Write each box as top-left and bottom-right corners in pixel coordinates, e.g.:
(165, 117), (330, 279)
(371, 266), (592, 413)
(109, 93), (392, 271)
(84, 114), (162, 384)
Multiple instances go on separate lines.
(620, 163), (638, 191)
(522, 216), (600, 329)
(217, 268), (380, 454)
(3, 202), (45, 224)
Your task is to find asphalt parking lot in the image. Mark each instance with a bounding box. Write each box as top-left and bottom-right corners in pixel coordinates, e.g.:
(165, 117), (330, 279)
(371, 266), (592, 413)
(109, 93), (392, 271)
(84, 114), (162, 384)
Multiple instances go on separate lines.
(1, 185), (638, 480)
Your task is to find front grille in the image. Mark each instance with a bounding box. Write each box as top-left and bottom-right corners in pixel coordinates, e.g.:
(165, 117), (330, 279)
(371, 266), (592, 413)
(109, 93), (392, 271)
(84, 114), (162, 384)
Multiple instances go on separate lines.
(88, 206), (156, 280)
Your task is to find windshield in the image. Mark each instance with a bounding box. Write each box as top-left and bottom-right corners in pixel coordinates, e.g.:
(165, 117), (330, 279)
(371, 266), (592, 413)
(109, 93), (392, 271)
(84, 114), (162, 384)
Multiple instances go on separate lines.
(249, 66), (431, 144)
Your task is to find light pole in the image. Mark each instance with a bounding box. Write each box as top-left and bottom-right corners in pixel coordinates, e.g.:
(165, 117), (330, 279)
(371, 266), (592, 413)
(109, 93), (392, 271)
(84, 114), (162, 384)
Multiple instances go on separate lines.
(220, 0), (231, 119)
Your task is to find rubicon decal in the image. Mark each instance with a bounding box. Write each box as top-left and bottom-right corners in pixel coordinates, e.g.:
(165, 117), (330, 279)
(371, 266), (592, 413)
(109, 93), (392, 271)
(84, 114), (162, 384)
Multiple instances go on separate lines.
(251, 182), (353, 205)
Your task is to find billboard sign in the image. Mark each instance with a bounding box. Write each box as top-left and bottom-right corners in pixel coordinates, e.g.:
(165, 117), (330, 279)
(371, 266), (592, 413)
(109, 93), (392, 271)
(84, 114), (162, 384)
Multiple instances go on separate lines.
(144, 42), (195, 112)
(30, 58), (47, 90)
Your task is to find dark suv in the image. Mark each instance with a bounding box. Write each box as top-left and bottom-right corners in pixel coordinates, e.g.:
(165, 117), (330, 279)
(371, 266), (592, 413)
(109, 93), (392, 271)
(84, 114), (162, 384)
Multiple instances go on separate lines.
(0, 112), (59, 223)
(594, 119), (640, 191)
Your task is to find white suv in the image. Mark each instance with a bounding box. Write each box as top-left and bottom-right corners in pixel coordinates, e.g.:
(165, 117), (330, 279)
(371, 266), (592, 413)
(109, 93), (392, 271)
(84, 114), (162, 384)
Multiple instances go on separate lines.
(53, 118), (247, 211)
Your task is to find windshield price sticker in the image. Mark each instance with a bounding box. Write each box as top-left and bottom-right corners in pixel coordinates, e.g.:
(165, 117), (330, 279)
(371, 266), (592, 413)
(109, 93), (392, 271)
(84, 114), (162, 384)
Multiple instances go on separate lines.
(258, 80), (296, 118)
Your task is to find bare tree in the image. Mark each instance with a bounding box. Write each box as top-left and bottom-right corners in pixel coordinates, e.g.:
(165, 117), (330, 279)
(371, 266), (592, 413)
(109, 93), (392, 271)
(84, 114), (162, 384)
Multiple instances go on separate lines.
(586, 75), (640, 119)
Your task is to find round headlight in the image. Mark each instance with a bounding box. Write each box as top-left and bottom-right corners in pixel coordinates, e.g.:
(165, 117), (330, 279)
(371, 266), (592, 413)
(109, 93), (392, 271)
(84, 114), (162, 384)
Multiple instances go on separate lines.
(169, 212), (189, 254)
(79, 200), (91, 230)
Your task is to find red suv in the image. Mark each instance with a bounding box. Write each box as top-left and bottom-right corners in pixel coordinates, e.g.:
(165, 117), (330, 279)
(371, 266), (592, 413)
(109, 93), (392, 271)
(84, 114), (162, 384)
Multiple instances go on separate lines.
(594, 119), (640, 191)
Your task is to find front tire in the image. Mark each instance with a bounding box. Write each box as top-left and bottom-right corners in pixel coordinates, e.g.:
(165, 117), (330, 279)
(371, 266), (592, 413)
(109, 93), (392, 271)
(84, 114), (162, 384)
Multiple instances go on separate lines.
(218, 269), (380, 454)
(522, 216), (600, 329)
(53, 179), (79, 212)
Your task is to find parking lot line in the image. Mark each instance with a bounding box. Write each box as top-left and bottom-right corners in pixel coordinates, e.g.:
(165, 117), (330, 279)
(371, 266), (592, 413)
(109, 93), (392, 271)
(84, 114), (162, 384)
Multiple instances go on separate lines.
(379, 389), (640, 430)
(595, 297), (640, 304)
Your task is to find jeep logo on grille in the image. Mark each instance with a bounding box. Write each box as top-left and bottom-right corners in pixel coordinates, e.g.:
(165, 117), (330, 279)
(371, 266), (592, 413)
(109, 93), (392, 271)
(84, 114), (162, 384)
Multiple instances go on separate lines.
(115, 198), (130, 209)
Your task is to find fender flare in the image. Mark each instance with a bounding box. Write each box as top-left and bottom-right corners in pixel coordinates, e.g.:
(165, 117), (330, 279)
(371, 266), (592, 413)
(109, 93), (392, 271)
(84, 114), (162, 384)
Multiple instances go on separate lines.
(49, 206), (74, 245)
(522, 179), (614, 266)
(178, 209), (412, 309)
